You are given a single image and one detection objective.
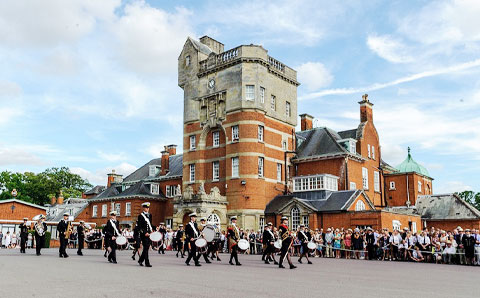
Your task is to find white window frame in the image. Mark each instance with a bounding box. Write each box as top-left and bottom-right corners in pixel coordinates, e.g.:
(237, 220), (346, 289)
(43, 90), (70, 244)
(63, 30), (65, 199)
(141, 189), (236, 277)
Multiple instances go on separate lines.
(150, 183), (159, 195)
(212, 161), (220, 181)
(258, 125), (264, 142)
(270, 95), (276, 111)
(282, 140), (287, 150)
(291, 207), (300, 230)
(189, 164), (195, 183)
(362, 167), (369, 190)
(412, 222), (417, 233)
(286, 101), (291, 117)
(115, 203), (121, 216)
(102, 204), (107, 218)
(259, 217), (265, 230)
(368, 144), (371, 158)
(292, 174), (339, 192)
(372, 145), (375, 160)
(374, 171), (380, 192)
(245, 85), (255, 101)
(302, 215), (309, 227)
(92, 205), (98, 218)
(190, 135), (196, 150)
(232, 157), (239, 178)
(185, 55), (190, 67)
(350, 182), (356, 190)
(149, 165), (156, 177)
(213, 131), (220, 147)
(392, 220), (401, 231)
(260, 87), (265, 104)
(349, 141), (356, 154)
(232, 125), (239, 141)
(258, 157), (264, 178)
(125, 202), (131, 216)
(277, 163), (282, 182)
(355, 200), (366, 211)
(418, 181), (422, 193)
(389, 181), (396, 190)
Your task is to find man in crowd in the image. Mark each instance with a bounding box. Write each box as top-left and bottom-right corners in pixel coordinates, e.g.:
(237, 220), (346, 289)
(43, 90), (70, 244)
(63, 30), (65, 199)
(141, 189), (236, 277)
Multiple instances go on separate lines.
(443, 240), (456, 264)
(324, 228), (334, 258)
(175, 224), (185, 258)
(389, 229), (402, 261)
(77, 220), (86, 256)
(462, 229), (476, 265)
(57, 213), (70, 258)
(366, 228), (376, 260)
(416, 229), (431, 262)
(19, 217), (29, 254)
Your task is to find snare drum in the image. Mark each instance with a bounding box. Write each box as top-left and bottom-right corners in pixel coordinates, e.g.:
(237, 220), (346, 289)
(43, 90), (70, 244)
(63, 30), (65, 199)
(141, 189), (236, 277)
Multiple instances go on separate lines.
(237, 239), (249, 252)
(149, 231), (163, 242)
(202, 225), (216, 243)
(195, 238), (208, 253)
(274, 239), (282, 250)
(307, 241), (316, 251)
(115, 236), (127, 246)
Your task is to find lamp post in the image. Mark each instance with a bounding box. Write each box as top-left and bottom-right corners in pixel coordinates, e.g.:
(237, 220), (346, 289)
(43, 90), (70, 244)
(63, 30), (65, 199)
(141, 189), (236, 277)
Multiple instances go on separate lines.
(11, 189), (17, 213)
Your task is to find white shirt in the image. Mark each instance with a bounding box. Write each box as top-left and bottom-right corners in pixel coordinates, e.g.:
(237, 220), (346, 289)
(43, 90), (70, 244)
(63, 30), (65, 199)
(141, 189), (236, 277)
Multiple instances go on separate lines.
(417, 235), (430, 245)
(389, 234), (402, 244)
(443, 246), (456, 254)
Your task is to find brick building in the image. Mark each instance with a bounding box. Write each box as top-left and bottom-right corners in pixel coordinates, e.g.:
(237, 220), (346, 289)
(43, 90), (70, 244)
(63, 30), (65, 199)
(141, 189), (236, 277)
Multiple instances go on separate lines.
(0, 199), (47, 234)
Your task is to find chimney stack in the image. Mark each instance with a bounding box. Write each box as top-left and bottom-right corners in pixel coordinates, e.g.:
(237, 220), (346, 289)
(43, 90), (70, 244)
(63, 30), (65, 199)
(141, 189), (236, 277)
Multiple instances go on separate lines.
(166, 144), (177, 156)
(199, 36), (224, 54)
(107, 169), (123, 188)
(161, 147), (170, 175)
(57, 191), (64, 205)
(299, 113), (314, 131)
(359, 94), (374, 123)
(51, 195), (57, 205)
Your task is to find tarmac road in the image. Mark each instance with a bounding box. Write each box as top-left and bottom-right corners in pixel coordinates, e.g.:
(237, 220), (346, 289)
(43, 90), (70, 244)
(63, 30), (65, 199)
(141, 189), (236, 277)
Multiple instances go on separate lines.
(0, 248), (478, 298)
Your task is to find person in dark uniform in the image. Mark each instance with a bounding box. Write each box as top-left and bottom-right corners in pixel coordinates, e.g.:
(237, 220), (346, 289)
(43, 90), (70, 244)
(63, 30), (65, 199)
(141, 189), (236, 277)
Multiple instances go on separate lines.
(227, 216), (241, 266)
(157, 222), (166, 254)
(137, 202), (154, 267)
(198, 217), (212, 264)
(185, 212), (201, 266)
(462, 229), (476, 265)
(19, 217), (29, 253)
(34, 215), (47, 256)
(297, 224), (313, 264)
(131, 220), (141, 260)
(366, 228), (376, 260)
(175, 224), (185, 258)
(57, 213), (70, 258)
(77, 220), (86, 256)
(278, 216), (296, 269)
(104, 211), (120, 263)
(262, 223), (278, 264)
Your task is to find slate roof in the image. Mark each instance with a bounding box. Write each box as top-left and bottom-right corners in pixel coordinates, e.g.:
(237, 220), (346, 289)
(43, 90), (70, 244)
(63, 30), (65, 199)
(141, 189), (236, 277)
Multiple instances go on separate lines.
(416, 194), (480, 220)
(123, 154), (183, 183)
(84, 185), (106, 195)
(45, 198), (88, 222)
(89, 181), (167, 202)
(188, 37), (213, 56)
(295, 127), (363, 160)
(265, 190), (373, 214)
(338, 129), (357, 139)
(94, 186), (120, 199)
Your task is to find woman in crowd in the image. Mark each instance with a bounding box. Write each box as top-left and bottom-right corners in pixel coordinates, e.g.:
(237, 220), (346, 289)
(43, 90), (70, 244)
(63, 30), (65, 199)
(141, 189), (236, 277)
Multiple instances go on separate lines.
(351, 229), (363, 259)
(11, 231), (17, 248)
(333, 229), (342, 258)
(344, 229), (352, 259)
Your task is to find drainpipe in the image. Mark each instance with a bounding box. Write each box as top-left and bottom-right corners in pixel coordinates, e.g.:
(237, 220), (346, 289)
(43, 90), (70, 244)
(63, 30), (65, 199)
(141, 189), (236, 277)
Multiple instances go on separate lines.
(406, 174), (410, 207)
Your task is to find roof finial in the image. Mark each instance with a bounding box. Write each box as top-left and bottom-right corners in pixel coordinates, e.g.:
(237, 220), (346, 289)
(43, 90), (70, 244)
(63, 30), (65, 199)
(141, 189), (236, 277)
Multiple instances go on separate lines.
(362, 94), (368, 102)
(407, 147), (411, 157)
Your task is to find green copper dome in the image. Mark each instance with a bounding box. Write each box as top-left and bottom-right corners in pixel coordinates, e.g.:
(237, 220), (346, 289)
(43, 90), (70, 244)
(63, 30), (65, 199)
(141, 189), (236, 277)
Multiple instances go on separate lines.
(396, 147), (430, 177)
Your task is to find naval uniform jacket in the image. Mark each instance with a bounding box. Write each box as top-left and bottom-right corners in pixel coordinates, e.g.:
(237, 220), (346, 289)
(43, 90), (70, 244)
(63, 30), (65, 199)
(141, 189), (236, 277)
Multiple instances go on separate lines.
(104, 219), (120, 242)
(34, 222), (47, 237)
(185, 222), (199, 241)
(137, 212), (154, 238)
(77, 225), (85, 240)
(57, 220), (68, 238)
(19, 223), (29, 239)
(227, 224), (240, 248)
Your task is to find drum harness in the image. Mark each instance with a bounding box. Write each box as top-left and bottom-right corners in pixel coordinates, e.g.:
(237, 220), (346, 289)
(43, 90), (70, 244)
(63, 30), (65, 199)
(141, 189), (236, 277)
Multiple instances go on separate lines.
(110, 219), (120, 237)
(140, 212), (153, 234)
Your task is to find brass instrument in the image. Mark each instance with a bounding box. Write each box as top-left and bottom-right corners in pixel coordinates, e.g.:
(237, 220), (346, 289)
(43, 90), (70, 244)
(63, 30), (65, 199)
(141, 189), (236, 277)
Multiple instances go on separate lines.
(65, 221), (73, 239)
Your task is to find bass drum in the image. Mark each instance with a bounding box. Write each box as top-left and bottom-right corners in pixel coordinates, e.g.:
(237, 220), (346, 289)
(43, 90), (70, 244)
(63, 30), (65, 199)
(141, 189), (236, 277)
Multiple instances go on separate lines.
(115, 236), (127, 246)
(202, 224), (220, 242)
(307, 241), (316, 251)
(237, 239), (249, 252)
(149, 231), (163, 242)
(195, 238), (208, 254)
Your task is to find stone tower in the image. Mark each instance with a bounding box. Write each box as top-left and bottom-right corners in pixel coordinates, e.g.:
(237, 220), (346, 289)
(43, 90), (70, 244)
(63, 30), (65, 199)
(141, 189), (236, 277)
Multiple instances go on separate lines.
(176, 36), (299, 230)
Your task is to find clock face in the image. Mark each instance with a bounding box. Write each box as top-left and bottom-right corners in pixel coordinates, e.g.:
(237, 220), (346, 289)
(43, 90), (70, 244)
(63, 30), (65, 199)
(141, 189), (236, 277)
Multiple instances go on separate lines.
(208, 79), (215, 89)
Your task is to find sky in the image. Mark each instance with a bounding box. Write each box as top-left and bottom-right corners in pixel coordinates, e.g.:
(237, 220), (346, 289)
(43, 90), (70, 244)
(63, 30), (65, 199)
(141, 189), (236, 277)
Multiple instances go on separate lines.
(1, 0), (479, 193)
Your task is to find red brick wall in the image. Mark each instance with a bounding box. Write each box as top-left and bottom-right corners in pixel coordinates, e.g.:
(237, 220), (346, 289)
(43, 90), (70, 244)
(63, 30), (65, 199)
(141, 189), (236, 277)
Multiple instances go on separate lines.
(0, 201), (46, 221)
(426, 220), (480, 232)
(385, 173), (433, 207)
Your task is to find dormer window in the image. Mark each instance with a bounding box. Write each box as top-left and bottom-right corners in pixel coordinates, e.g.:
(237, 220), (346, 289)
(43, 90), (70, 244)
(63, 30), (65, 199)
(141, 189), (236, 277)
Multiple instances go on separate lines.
(350, 141), (356, 154)
(150, 183), (159, 195)
(149, 165), (156, 177)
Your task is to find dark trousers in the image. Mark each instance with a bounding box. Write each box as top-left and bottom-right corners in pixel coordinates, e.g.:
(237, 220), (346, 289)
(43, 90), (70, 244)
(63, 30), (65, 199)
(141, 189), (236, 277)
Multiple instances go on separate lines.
(229, 245), (239, 264)
(59, 234), (68, 256)
(367, 245), (376, 260)
(186, 240), (199, 265)
(279, 238), (293, 267)
(107, 239), (117, 262)
(77, 237), (84, 254)
(158, 241), (165, 254)
(35, 235), (44, 255)
(176, 241), (184, 257)
(138, 236), (151, 265)
(20, 235), (27, 253)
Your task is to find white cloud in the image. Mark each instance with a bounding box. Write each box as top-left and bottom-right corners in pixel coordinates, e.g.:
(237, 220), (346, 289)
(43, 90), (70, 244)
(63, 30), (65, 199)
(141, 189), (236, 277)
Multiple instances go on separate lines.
(367, 34), (414, 63)
(97, 150), (127, 162)
(435, 181), (472, 194)
(300, 58), (480, 99)
(0, 80), (22, 98)
(297, 62), (333, 91)
(0, 143), (59, 166)
(71, 162), (137, 186)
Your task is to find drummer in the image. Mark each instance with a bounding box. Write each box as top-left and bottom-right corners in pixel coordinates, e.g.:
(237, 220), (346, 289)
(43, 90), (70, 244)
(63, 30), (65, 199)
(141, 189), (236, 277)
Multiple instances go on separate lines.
(157, 222), (166, 255)
(198, 217), (212, 264)
(104, 211), (120, 264)
(297, 224), (313, 264)
(137, 202), (154, 267)
(227, 216), (241, 266)
(185, 212), (201, 266)
(262, 222), (278, 265)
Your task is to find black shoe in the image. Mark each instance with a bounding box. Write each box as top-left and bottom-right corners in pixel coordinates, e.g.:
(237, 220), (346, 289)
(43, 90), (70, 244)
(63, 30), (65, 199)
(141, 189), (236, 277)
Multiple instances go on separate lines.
(59, 255), (63, 258)
(236, 263), (242, 266)
(290, 264), (297, 269)
(108, 259), (112, 263)
(176, 254), (178, 258)
(308, 261), (313, 264)
(274, 261), (279, 265)
(181, 256), (184, 258)
(112, 261), (117, 264)
(145, 264), (152, 267)
(132, 255), (135, 260)
(77, 252), (83, 256)
(265, 260), (270, 264)
(262, 256), (265, 261)
(195, 263), (201, 267)
(104, 252), (107, 258)
(36, 253), (40, 256)
(298, 259), (302, 264)
(138, 261), (144, 266)
(229, 261), (234, 265)
(186, 262), (190, 266)
(206, 260), (212, 264)
(217, 258), (221, 261)
(279, 264), (285, 269)
(162, 252), (165, 254)
(64, 254), (69, 258)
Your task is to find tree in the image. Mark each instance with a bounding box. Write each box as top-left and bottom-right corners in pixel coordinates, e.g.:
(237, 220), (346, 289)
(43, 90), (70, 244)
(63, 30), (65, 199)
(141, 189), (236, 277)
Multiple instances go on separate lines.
(456, 190), (480, 211)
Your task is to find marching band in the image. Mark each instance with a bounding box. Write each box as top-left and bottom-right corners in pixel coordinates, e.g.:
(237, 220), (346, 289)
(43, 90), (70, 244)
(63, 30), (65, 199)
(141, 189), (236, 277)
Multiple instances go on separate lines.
(15, 203), (310, 271)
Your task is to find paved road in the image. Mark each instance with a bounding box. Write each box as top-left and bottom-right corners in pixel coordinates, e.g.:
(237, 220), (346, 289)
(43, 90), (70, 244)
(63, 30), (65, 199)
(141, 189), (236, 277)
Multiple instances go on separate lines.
(0, 248), (478, 298)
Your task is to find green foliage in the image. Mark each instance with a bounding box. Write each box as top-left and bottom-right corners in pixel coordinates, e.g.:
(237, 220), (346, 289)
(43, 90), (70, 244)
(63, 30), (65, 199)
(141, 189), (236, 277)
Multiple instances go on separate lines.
(0, 167), (92, 206)
(44, 231), (51, 248)
(456, 190), (480, 211)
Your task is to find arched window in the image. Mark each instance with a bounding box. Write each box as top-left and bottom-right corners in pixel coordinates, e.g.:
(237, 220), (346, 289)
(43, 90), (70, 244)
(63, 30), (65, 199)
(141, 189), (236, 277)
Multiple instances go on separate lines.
(207, 213), (221, 227)
(355, 200), (366, 211)
(291, 207), (300, 230)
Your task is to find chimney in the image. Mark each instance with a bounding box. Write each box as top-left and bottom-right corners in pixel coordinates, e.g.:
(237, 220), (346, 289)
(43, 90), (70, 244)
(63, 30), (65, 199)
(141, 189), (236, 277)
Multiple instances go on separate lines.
(299, 113), (314, 131)
(161, 147), (170, 175)
(166, 144), (177, 156)
(57, 191), (64, 205)
(359, 94), (374, 123)
(199, 36), (224, 54)
(107, 170), (123, 188)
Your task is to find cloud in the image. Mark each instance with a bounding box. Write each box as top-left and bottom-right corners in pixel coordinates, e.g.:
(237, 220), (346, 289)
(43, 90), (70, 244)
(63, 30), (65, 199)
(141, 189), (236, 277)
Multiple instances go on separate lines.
(71, 162), (137, 186)
(0, 80), (22, 98)
(300, 58), (480, 99)
(297, 62), (333, 91)
(97, 150), (127, 162)
(367, 34), (414, 63)
(435, 181), (472, 194)
(0, 144), (55, 166)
